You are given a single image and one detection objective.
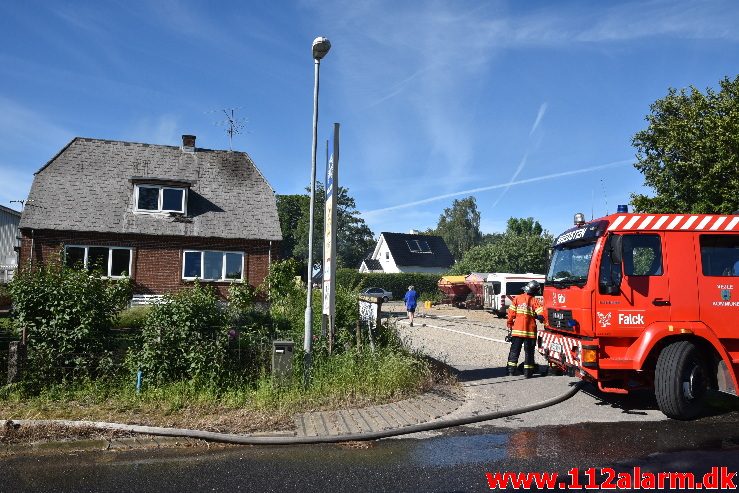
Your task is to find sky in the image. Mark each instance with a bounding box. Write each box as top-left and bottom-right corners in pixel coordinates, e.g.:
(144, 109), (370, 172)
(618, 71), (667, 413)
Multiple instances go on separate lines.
(1, 0), (738, 239)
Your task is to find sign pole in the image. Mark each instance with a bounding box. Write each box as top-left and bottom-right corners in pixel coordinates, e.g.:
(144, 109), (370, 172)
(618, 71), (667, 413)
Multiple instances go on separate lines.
(323, 123), (340, 353)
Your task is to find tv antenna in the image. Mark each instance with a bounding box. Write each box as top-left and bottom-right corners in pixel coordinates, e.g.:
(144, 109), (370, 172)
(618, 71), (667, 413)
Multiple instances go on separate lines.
(210, 107), (247, 150)
(600, 178), (609, 216)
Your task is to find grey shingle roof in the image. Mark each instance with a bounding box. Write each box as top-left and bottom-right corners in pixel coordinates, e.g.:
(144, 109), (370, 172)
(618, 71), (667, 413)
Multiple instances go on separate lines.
(381, 232), (454, 268)
(19, 138), (282, 241)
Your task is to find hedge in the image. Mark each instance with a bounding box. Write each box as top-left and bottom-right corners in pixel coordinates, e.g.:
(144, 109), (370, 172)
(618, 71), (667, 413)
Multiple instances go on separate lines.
(335, 269), (442, 300)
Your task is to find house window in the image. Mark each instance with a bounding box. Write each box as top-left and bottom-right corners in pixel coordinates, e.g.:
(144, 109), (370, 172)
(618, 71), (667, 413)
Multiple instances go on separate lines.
(385, 252), (389, 260)
(182, 250), (244, 281)
(134, 184), (186, 214)
(64, 245), (132, 278)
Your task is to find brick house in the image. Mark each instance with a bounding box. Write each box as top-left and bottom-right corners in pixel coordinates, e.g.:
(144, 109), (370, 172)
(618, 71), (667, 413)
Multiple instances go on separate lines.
(18, 135), (282, 298)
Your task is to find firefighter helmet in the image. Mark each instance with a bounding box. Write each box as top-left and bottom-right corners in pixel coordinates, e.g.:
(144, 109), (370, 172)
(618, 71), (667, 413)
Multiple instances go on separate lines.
(522, 280), (541, 295)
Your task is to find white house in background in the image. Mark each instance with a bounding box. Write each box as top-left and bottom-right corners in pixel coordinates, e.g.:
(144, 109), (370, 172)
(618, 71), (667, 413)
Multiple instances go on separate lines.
(0, 204), (21, 282)
(359, 231), (454, 274)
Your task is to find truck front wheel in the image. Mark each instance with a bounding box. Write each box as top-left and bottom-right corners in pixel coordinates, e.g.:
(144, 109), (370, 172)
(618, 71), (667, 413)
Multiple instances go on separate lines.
(655, 341), (708, 420)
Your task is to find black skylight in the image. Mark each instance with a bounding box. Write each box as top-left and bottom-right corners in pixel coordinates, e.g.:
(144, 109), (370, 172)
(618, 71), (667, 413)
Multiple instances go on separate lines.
(406, 239), (432, 253)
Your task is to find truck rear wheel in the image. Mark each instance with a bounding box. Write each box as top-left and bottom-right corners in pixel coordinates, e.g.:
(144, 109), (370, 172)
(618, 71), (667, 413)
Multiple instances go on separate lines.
(655, 341), (708, 420)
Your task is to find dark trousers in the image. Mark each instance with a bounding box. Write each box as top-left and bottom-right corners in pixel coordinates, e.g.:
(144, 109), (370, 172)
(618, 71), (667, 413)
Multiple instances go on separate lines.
(507, 337), (535, 368)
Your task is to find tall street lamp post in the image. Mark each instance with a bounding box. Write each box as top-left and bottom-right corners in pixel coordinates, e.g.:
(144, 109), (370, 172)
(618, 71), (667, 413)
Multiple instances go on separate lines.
(304, 36), (331, 385)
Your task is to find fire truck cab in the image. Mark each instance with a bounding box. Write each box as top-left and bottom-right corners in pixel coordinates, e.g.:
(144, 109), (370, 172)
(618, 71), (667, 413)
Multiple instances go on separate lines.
(537, 209), (739, 419)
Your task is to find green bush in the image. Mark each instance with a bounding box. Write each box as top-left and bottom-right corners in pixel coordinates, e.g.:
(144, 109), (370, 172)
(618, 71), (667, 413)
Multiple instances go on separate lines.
(126, 283), (229, 385)
(8, 261), (132, 385)
(228, 282), (257, 316)
(0, 283), (11, 307)
(335, 269), (442, 300)
(115, 305), (153, 329)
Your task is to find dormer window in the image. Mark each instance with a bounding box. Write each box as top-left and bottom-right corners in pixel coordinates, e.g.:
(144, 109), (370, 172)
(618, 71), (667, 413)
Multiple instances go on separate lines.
(133, 183), (188, 214)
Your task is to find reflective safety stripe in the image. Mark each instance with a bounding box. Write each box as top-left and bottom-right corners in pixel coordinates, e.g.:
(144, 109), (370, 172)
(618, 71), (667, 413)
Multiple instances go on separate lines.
(511, 329), (536, 338)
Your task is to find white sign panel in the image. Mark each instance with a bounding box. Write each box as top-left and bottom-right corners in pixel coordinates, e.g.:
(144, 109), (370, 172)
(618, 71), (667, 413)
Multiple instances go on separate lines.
(322, 123), (340, 324)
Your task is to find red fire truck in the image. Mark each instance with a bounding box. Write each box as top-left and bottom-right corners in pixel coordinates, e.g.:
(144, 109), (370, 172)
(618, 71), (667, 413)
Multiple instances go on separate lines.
(537, 207), (739, 419)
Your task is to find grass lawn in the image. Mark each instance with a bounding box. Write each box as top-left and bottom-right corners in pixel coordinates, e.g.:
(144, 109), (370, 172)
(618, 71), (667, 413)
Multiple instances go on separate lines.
(1, 348), (447, 435)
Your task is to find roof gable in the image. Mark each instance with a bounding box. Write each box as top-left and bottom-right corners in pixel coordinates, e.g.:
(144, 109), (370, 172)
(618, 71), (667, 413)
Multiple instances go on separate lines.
(379, 232), (454, 268)
(361, 258), (383, 271)
(19, 138), (282, 241)
(0, 205), (21, 218)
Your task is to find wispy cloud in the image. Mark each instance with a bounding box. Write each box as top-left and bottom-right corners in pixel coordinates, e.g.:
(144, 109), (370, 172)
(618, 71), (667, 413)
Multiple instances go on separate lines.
(0, 97), (74, 153)
(128, 115), (180, 146)
(361, 158), (634, 217)
(0, 164), (33, 206)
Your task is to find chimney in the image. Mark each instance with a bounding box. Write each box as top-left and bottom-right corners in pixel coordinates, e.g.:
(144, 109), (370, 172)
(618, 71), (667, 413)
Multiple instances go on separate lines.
(181, 134), (196, 153)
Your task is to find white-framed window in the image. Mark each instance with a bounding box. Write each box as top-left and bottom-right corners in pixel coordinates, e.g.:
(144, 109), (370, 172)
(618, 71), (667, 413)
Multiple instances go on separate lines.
(64, 245), (133, 278)
(182, 250), (244, 281)
(134, 184), (187, 214)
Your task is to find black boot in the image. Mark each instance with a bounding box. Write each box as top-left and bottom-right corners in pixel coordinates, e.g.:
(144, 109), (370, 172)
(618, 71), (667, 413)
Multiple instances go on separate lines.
(523, 366), (533, 379)
(506, 364), (517, 376)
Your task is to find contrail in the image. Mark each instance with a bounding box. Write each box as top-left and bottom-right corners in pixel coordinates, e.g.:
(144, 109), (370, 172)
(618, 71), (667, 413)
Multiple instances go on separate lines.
(361, 158), (634, 215)
(490, 151), (528, 209)
(492, 102), (546, 208)
(529, 102), (548, 136)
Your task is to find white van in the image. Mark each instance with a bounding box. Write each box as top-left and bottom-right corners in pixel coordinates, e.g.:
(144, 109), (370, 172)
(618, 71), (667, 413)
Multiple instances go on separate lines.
(483, 273), (545, 317)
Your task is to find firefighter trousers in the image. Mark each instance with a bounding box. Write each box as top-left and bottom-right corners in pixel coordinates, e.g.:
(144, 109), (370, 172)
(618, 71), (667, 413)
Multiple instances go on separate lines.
(507, 336), (535, 370)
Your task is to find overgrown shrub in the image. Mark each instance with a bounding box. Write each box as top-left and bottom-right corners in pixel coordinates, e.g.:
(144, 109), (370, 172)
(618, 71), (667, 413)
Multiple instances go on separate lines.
(228, 282), (257, 316)
(263, 261), (366, 350)
(126, 283), (229, 385)
(8, 261), (132, 384)
(115, 305), (153, 330)
(0, 283), (11, 307)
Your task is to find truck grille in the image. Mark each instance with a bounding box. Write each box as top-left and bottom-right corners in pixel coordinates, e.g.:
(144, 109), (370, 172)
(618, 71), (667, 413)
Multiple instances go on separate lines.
(547, 309), (574, 331)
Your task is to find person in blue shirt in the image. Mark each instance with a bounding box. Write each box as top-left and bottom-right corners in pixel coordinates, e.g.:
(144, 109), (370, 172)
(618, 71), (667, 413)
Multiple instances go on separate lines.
(404, 285), (419, 326)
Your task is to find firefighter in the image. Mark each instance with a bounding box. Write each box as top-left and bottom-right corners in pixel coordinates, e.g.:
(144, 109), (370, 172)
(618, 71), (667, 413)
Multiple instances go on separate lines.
(506, 280), (544, 378)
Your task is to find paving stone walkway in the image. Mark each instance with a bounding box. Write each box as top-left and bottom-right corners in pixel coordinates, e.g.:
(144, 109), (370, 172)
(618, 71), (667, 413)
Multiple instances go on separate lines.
(293, 386), (464, 437)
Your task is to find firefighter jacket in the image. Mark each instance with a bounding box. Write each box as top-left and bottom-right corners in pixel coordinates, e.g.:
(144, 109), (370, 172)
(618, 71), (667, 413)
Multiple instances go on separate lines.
(506, 293), (543, 339)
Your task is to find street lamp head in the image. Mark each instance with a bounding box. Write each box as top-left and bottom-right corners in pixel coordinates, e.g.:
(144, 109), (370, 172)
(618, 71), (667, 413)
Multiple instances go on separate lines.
(312, 36), (331, 60)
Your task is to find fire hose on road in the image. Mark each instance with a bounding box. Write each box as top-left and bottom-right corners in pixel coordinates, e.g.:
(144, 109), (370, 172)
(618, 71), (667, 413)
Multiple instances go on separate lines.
(10, 381), (583, 446)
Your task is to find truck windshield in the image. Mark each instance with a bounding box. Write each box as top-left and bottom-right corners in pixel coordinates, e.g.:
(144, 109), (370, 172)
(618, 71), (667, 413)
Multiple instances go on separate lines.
(547, 240), (597, 288)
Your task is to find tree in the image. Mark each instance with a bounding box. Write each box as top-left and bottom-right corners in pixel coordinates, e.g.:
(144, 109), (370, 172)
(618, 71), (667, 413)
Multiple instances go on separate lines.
(276, 194), (309, 261)
(630, 76), (739, 214)
(506, 217), (543, 236)
(450, 217), (552, 275)
(433, 196), (482, 260)
(278, 184), (375, 271)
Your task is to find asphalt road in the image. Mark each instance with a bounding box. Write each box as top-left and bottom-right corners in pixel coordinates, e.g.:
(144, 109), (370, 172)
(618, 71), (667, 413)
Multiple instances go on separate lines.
(4, 416), (739, 492)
